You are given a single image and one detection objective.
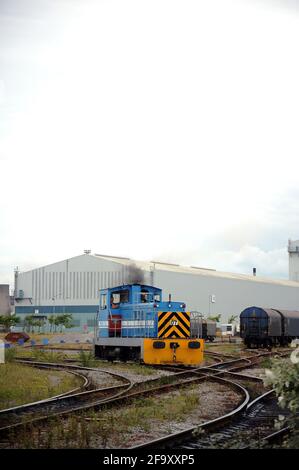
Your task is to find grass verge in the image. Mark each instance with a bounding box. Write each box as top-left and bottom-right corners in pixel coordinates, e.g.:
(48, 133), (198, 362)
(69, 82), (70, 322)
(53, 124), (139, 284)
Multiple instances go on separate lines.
(0, 363), (82, 409)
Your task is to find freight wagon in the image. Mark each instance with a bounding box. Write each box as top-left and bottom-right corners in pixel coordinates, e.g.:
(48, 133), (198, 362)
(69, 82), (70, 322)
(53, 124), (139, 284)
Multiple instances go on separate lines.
(190, 313), (216, 341)
(240, 306), (299, 347)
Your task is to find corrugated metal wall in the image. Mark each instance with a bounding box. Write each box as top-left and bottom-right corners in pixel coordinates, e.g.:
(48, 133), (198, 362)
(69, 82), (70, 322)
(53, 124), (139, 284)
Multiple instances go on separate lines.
(31, 269), (124, 302)
(17, 255), (128, 306)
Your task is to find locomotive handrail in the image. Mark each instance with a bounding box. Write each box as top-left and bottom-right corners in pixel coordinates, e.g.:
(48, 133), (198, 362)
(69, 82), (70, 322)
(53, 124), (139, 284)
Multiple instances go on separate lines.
(106, 303), (157, 338)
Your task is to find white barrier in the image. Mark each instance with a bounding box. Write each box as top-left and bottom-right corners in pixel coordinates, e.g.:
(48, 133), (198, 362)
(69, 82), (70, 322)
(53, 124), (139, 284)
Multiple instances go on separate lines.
(0, 340), (4, 364)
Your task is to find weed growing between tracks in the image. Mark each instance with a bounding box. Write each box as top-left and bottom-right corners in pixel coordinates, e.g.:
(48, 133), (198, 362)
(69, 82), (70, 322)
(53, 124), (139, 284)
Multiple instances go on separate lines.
(231, 380), (266, 399)
(31, 349), (71, 363)
(259, 357), (272, 368)
(78, 350), (98, 367)
(16, 348), (76, 363)
(76, 352), (157, 376)
(205, 343), (244, 356)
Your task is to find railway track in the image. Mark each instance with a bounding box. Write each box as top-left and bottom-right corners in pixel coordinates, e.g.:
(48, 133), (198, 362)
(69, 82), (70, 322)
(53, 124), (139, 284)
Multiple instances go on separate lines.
(0, 348), (292, 448)
(0, 355), (261, 444)
(0, 367), (219, 438)
(0, 360), (133, 431)
(131, 389), (290, 450)
(204, 350), (238, 360)
(132, 375), (251, 449)
(0, 374), (249, 448)
(131, 350), (294, 449)
(1, 354), (236, 432)
(180, 391), (292, 449)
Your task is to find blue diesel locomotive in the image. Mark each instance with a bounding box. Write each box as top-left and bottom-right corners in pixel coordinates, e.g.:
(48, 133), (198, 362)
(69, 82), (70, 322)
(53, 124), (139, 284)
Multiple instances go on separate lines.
(94, 283), (204, 365)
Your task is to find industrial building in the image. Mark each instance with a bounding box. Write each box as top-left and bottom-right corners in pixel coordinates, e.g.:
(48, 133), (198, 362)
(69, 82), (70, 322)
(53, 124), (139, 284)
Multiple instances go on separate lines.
(288, 239), (299, 281)
(13, 242), (299, 333)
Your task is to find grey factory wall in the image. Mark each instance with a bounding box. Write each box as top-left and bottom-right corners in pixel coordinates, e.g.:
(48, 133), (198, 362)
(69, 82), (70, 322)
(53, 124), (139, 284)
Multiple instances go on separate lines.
(154, 269), (299, 322)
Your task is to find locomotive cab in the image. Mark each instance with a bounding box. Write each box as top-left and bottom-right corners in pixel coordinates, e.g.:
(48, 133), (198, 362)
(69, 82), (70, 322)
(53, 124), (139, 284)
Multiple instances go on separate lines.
(95, 284), (204, 366)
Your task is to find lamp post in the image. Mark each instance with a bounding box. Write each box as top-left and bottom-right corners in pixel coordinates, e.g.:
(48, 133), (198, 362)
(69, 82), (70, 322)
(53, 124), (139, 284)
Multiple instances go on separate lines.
(51, 292), (62, 332)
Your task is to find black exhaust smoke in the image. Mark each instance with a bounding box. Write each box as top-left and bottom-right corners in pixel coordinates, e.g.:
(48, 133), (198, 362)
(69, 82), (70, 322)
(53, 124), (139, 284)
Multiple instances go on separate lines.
(126, 263), (145, 284)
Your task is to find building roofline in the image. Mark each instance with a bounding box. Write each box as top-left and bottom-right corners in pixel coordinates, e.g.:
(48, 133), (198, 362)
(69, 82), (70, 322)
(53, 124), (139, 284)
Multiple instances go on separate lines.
(94, 253), (131, 261)
(16, 252), (299, 289)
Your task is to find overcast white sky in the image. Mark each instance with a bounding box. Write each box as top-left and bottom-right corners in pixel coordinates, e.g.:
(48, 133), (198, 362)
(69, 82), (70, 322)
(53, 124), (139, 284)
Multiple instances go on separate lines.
(1, 0), (299, 286)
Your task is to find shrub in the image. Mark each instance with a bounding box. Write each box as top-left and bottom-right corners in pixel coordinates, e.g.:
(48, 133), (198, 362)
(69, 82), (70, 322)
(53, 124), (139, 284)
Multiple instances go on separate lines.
(263, 344), (299, 447)
(79, 350), (96, 367)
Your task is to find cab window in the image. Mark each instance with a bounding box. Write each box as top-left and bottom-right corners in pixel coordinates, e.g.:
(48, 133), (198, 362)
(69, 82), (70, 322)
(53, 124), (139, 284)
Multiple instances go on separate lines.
(111, 290), (129, 306)
(140, 290), (149, 303)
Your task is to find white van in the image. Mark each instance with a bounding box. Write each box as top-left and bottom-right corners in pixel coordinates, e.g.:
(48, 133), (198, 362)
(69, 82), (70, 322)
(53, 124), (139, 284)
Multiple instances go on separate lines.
(220, 323), (236, 337)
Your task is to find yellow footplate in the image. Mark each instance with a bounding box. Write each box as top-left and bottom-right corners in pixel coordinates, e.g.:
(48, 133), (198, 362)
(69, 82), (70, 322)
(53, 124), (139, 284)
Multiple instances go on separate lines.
(142, 338), (204, 366)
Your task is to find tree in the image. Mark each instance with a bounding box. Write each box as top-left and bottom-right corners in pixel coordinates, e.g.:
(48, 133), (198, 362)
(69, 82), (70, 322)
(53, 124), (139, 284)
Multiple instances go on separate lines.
(52, 314), (73, 333)
(35, 318), (46, 334)
(48, 315), (56, 333)
(47, 314), (61, 333)
(228, 314), (238, 324)
(24, 315), (44, 333)
(207, 314), (221, 323)
(54, 315), (60, 333)
(0, 314), (20, 331)
(60, 313), (73, 330)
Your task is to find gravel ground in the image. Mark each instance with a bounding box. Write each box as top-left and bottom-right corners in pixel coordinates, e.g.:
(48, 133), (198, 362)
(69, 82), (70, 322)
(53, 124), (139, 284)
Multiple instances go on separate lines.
(49, 333), (94, 344)
(75, 369), (122, 388)
(238, 367), (266, 379)
(84, 366), (174, 385)
(91, 381), (242, 448)
(72, 364), (174, 388)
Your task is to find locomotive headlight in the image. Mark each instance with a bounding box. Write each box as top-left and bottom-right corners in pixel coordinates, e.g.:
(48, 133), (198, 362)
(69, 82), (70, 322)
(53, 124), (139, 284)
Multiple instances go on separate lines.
(180, 303), (186, 308)
(168, 304), (171, 308)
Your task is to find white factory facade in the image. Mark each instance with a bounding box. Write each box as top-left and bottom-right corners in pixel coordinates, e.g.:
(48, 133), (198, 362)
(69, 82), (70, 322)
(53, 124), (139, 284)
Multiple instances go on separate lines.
(13, 242), (299, 332)
(288, 239), (299, 281)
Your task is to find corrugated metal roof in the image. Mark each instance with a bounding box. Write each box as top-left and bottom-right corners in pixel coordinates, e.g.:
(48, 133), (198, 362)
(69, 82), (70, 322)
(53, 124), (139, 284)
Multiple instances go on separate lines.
(92, 254), (299, 288)
(94, 253), (131, 261)
(274, 309), (299, 318)
(263, 308), (282, 319)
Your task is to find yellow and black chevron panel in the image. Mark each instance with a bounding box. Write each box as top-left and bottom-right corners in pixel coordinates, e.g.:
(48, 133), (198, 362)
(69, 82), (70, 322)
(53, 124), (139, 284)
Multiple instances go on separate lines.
(158, 311), (190, 338)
